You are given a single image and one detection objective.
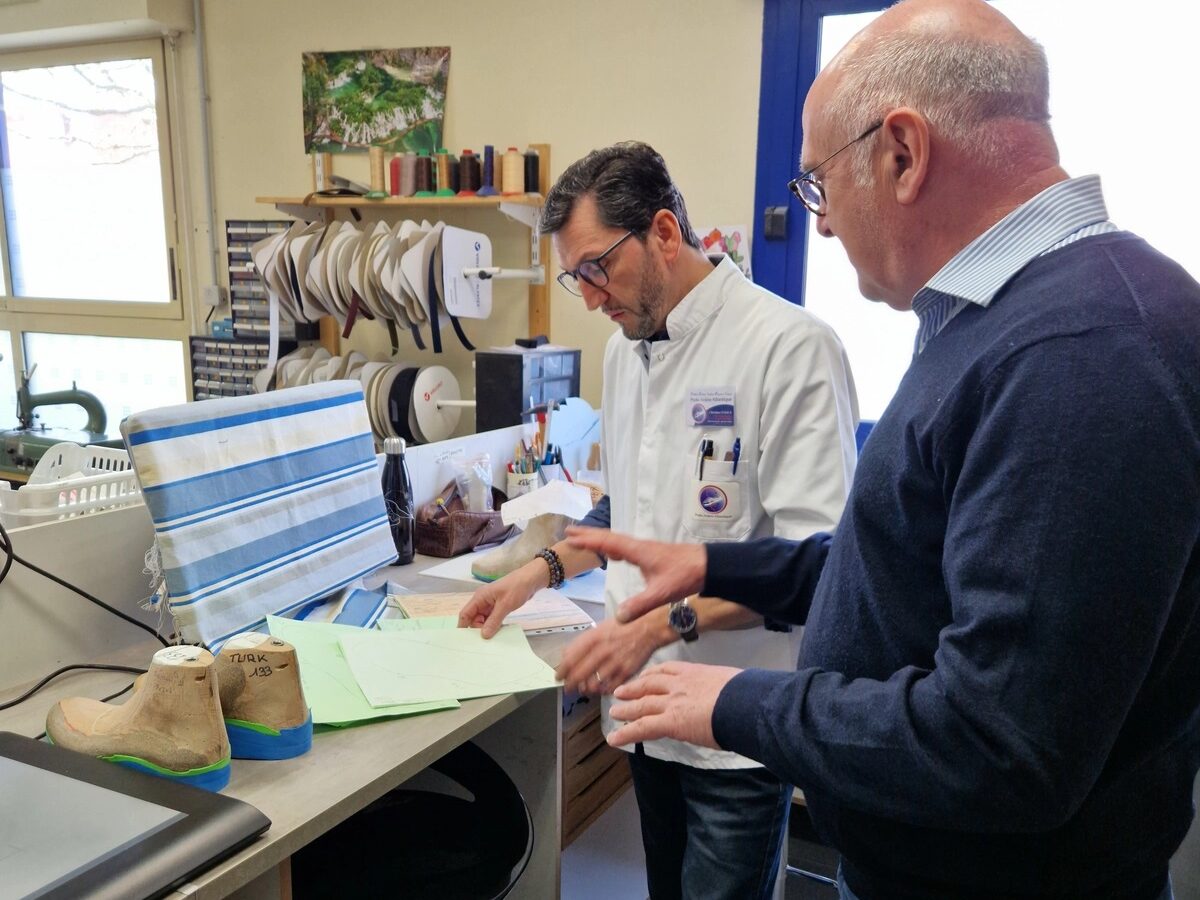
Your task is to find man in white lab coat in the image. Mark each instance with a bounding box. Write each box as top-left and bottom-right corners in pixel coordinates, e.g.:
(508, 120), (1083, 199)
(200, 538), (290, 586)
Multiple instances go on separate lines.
(459, 142), (858, 900)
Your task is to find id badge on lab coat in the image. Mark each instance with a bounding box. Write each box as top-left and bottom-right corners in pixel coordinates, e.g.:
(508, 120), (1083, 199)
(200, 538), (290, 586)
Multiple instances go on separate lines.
(686, 460), (748, 541)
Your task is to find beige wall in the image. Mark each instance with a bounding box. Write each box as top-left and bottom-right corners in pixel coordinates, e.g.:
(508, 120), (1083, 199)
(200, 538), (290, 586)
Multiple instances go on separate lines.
(0, 0), (766, 422)
(200, 0), (766, 412)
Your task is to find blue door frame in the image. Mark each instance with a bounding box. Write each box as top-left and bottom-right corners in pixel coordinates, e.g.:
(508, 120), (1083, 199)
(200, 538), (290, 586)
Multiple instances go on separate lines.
(751, 0), (887, 306)
(753, 0), (889, 450)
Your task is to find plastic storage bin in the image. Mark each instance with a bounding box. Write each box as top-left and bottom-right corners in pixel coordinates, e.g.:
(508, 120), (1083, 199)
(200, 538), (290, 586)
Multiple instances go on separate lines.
(0, 443), (141, 529)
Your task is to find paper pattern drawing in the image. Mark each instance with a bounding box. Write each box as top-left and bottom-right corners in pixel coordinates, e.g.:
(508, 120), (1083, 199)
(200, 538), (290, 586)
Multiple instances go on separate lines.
(389, 589), (593, 634)
(339, 626), (559, 708)
(378, 615), (459, 631)
(266, 615), (458, 726)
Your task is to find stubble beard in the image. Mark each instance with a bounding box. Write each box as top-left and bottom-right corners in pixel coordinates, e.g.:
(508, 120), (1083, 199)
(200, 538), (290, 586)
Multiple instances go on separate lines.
(619, 256), (668, 341)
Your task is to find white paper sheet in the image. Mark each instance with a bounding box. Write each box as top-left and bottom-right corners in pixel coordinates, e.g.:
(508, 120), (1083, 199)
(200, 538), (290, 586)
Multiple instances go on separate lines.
(499, 480), (594, 526)
(340, 625), (559, 707)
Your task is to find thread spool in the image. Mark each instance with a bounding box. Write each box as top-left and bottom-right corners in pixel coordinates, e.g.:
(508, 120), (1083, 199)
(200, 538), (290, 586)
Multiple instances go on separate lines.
(414, 151), (434, 197)
(399, 152), (416, 196)
(524, 147), (540, 193)
(367, 146), (387, 198)
(476, 145), (498, 196)
(311, 152), (333, 192)
(389, 154), (401, 196)
(501, 146), (523, 195)
(449, 155), (460, 193)
(434, 149), (455, 197)
(457, 149), (481, 196)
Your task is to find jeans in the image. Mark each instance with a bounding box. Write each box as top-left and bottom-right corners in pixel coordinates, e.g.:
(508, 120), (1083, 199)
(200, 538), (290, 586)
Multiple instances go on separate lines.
(628, 746), (791, 900)
(835, 865), (1175, 900)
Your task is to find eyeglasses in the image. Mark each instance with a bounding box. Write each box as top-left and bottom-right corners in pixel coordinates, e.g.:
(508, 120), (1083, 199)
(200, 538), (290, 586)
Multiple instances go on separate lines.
(787, 120), (883, 216)
(556, 230), (637, 296)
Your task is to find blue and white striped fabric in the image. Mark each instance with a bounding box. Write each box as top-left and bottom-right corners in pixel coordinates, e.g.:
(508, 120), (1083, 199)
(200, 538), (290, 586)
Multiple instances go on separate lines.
(121, 381), (396, 648)
(913, 174), (1119, 353)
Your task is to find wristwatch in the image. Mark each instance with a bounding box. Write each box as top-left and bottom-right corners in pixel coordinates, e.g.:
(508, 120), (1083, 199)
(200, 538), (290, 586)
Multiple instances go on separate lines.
(668, 598), (699, 643)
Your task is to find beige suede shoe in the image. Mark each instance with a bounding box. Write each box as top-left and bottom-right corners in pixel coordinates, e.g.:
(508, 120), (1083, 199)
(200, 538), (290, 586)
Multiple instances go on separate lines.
(470, 513), (572, 582)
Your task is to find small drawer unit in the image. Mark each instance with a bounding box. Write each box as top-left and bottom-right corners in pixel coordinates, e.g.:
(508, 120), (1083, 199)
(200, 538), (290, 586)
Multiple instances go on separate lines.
(474, 346), (581, 432)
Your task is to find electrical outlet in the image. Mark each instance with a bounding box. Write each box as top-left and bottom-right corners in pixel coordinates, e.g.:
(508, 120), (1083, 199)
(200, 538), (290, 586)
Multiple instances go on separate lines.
(201, 285), (226, 307)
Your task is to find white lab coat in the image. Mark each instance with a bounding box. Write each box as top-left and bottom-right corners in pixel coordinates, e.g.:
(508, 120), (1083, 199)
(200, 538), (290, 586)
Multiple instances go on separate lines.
(601, 256), (859, 768)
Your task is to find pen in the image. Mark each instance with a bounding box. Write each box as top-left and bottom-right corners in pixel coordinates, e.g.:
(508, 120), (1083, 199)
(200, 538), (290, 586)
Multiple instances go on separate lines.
(731, 437), (741, 475)
(696, 437), (714, 480)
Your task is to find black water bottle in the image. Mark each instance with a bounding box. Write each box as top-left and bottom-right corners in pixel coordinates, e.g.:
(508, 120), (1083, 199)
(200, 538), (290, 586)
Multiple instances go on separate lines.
(381, 437), (414, 565)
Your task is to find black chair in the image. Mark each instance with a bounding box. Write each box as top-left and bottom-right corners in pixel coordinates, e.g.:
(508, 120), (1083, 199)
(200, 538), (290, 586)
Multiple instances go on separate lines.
(292, 740), (533, 899)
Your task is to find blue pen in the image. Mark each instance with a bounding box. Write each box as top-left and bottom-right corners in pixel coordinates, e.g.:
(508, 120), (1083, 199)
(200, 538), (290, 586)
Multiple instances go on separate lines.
(731, 437), (741, 475)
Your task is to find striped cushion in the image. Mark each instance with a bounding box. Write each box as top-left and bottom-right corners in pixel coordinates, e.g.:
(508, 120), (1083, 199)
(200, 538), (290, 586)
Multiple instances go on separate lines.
(121, 381), (396, 648)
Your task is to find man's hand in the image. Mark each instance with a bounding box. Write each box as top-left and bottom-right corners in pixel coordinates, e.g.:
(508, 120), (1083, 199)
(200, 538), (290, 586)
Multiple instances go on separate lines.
(607, 661), (742, 749)
(554, 615), (668, 695)
(564, 526), (707, 622)
(457, 562), (546, 638)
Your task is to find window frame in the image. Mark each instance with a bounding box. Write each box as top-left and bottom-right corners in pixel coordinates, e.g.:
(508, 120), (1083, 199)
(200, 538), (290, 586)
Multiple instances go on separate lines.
(0, 37), (190, 419)
(0, 38), (184, 320)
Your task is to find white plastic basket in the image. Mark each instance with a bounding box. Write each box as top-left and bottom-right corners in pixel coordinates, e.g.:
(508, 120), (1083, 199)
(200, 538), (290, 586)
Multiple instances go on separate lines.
(0, 443), (142, 529)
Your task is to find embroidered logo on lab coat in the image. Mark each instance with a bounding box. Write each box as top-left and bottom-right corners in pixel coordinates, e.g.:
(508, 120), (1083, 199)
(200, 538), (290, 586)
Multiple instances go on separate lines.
(698, 485), (729, 514)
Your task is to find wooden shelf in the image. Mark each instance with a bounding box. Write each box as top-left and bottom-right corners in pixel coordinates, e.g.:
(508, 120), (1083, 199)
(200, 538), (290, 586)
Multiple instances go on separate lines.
(255, 193), (543, 209)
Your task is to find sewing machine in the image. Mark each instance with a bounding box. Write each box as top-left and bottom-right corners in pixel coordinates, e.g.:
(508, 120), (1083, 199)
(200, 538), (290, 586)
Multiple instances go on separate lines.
(1, 370), (122, 478)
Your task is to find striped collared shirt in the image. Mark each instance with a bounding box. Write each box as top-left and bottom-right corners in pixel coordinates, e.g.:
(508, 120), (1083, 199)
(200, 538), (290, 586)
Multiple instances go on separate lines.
(912, 175), (1118, 353)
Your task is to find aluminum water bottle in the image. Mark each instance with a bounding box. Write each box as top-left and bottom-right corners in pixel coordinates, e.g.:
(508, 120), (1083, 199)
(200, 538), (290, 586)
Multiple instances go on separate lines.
(381, 437), (414, 565)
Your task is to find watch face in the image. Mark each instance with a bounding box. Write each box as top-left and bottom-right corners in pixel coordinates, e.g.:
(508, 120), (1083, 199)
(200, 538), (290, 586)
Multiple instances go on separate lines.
(669, 602), (698, 633)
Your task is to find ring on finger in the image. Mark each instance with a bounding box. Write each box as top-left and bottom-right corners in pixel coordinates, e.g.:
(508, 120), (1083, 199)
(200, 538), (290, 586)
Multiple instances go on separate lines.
(594, 670), (605, 684)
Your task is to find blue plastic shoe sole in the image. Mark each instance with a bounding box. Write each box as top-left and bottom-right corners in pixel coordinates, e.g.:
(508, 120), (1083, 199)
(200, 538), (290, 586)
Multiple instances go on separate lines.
(226, 711), (313, 760)
(111, 755), (231, 792)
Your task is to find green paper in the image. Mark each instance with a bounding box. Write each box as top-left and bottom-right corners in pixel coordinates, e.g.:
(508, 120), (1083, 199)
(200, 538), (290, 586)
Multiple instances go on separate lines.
(339, 624), (559, 708)
(377, 615), (459, 631)
(266, 615), (459, 725)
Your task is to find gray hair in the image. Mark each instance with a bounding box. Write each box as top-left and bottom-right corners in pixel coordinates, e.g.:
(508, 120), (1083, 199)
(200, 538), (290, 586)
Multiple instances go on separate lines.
(540, 141), (701, 250)
(825, 21), (1052, 182)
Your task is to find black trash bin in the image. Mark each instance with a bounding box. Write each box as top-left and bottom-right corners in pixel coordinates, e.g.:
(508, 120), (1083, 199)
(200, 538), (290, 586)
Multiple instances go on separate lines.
(292, 740), (533, 899)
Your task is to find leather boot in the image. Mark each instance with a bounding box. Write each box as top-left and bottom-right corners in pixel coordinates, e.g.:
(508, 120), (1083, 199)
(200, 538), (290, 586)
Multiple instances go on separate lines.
(471, 513), (572, 582)
(46, 646), (231, 791)
(215, 633), (312, 760)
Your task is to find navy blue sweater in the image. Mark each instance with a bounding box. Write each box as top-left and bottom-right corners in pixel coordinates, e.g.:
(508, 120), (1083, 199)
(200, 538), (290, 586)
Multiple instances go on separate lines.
(707, 233), (1200, 899)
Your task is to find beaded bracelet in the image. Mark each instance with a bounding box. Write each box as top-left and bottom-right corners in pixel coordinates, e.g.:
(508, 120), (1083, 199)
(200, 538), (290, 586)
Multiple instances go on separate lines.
(535, 548), (566, 589)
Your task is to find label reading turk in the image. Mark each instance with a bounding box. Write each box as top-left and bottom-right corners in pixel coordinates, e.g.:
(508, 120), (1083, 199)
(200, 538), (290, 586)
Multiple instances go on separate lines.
(688, 387), (736, 427)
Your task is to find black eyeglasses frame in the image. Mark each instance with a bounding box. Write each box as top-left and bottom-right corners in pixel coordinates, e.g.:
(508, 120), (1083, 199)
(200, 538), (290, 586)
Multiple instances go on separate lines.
(556, 229), (638, 296)
(787, 120), (884, 216)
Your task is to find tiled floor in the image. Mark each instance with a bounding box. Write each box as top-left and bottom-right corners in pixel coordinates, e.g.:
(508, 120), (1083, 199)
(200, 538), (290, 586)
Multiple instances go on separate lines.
(560, 788), (648, 900)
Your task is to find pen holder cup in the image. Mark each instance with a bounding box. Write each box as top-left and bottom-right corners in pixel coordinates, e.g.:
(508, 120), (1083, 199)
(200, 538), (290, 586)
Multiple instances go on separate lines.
(506, 471), (539, 498)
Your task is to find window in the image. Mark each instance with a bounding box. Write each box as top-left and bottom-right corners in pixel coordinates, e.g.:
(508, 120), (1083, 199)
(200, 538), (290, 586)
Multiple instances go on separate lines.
(0, 57), (173, 304)
(756, 0), (1200, 421)
(23, 333), (185, 432)
(0, 39), (190, 446)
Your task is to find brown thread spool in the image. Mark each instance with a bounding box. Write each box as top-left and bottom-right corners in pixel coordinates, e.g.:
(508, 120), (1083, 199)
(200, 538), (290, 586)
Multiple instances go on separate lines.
(457, 149), (481, 195)
(501, 146), (523, 195)
(434, 149), (454, 197)
(369, 146), (386, 194)
(414, 152), (433, 194)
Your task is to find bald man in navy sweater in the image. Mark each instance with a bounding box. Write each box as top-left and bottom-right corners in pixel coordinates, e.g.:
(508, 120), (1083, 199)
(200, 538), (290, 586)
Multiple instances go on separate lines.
(567, 1), (1200, 898)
